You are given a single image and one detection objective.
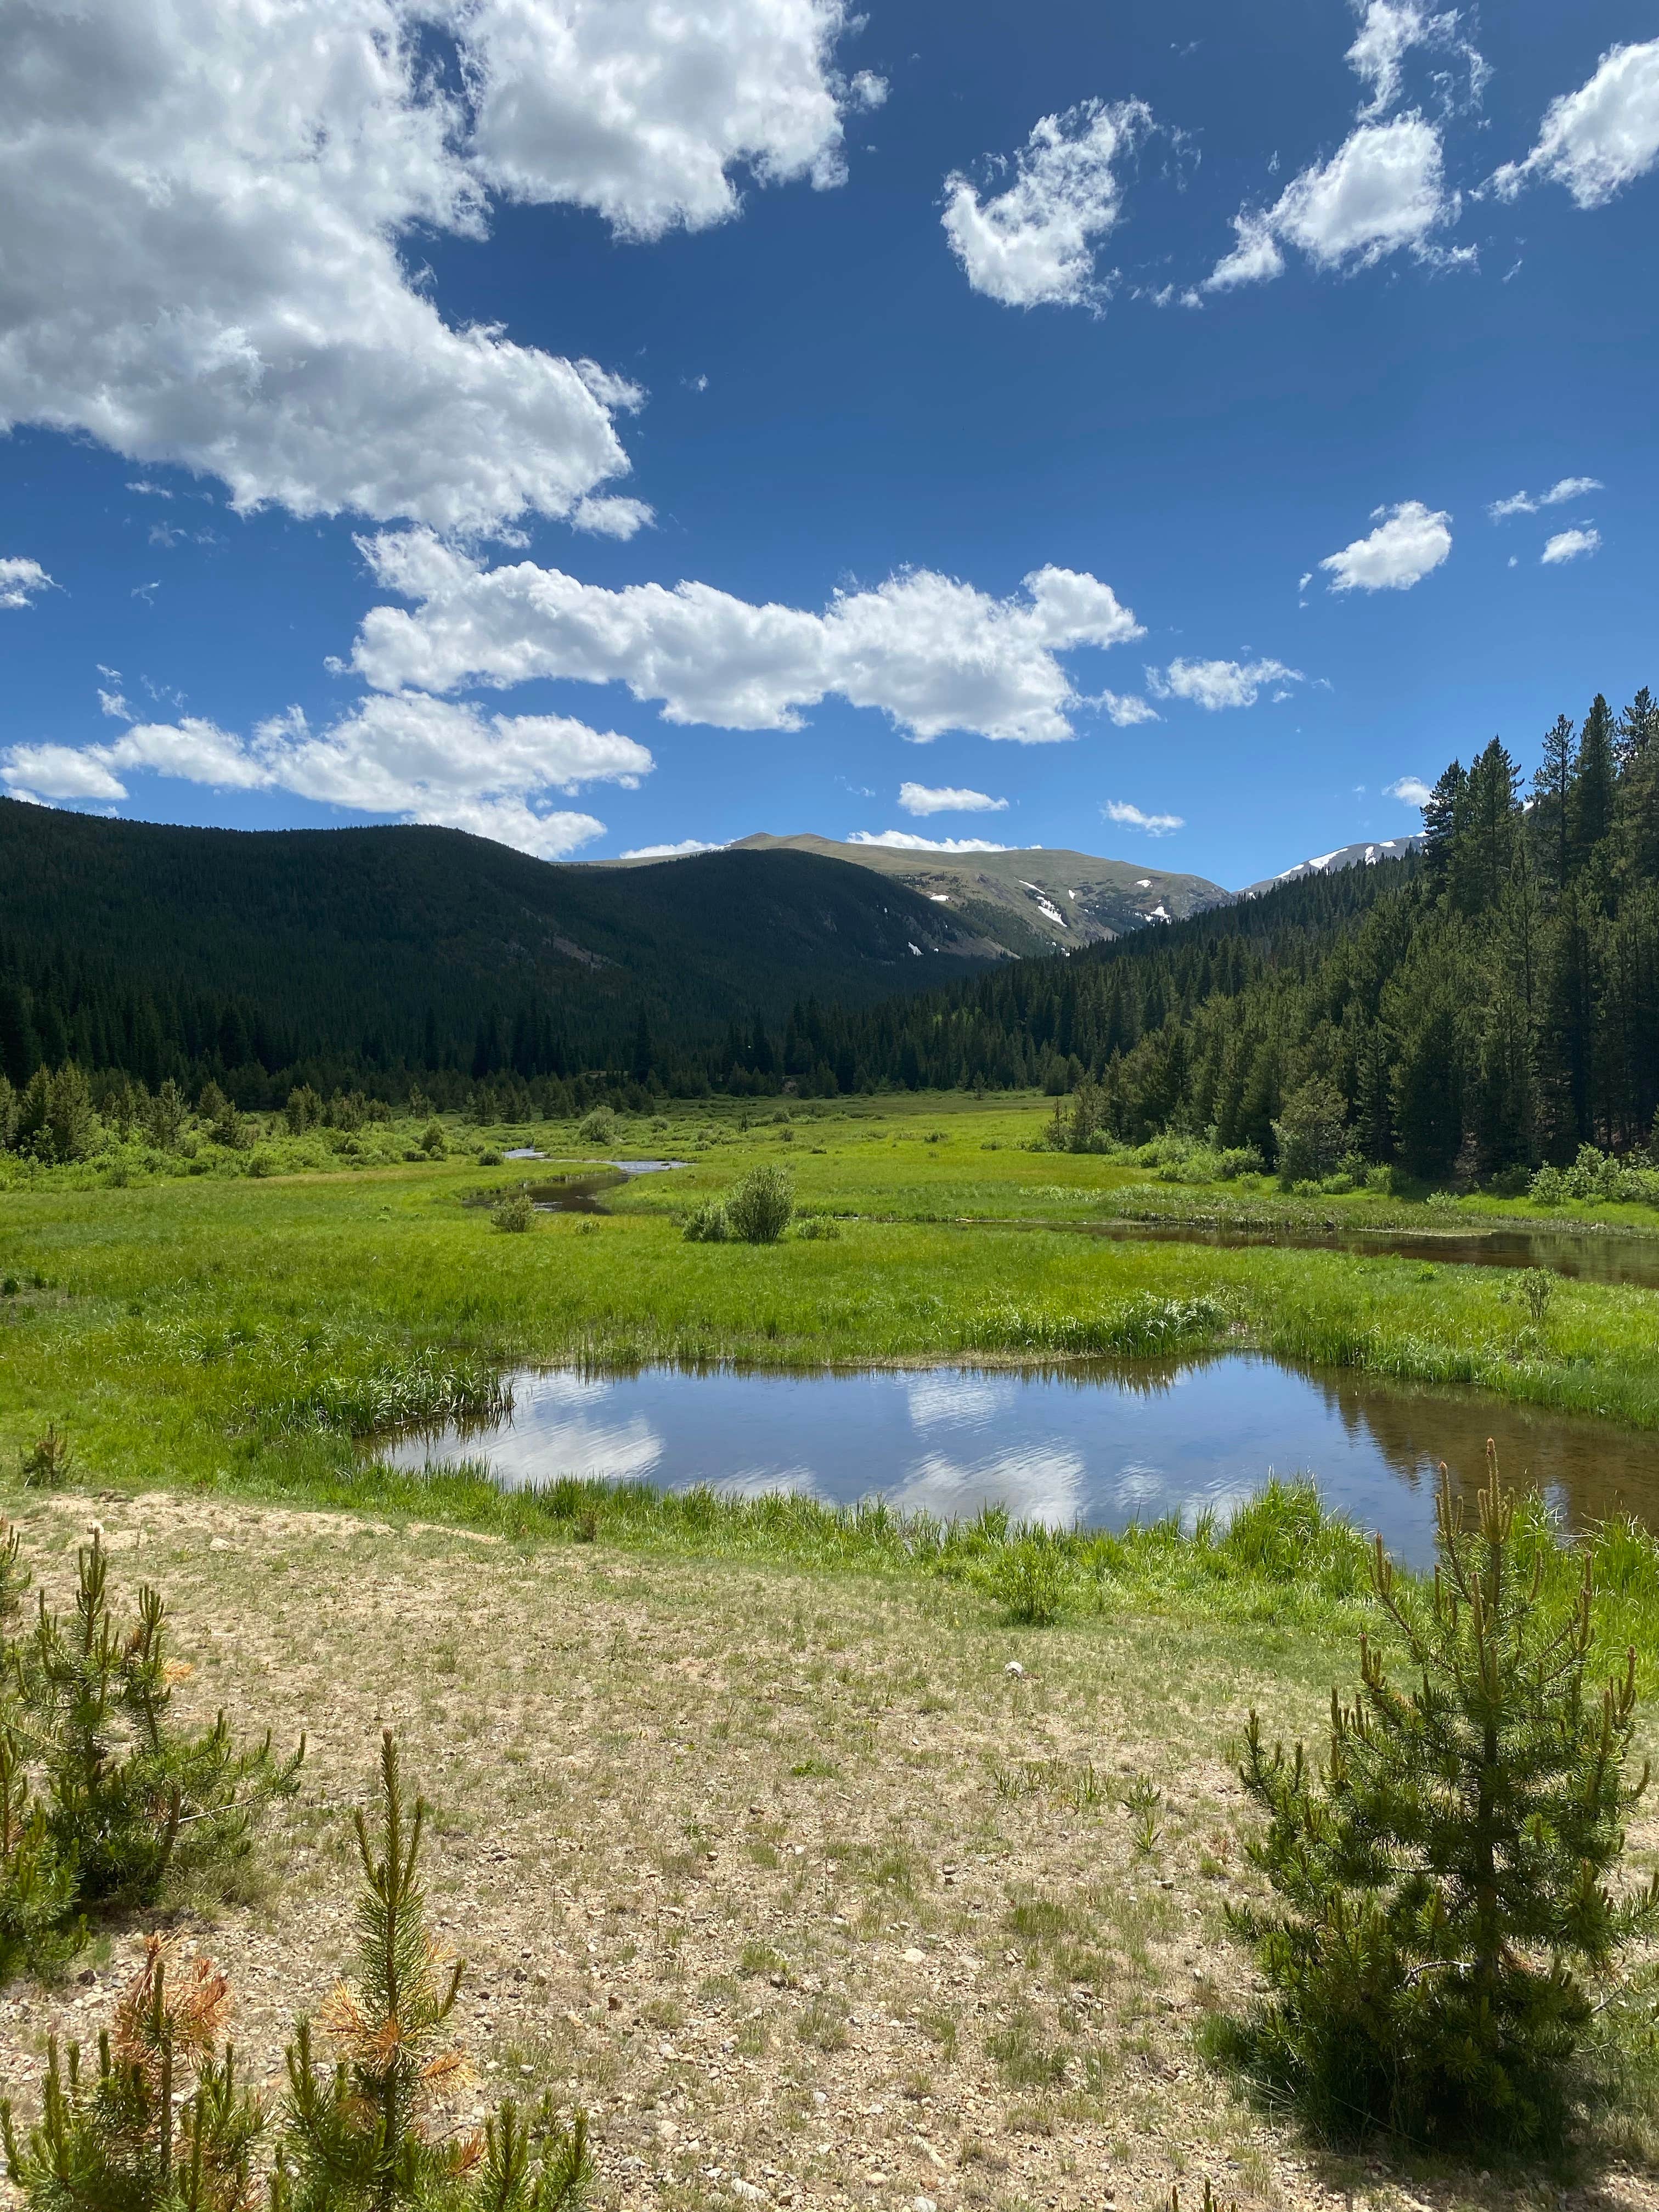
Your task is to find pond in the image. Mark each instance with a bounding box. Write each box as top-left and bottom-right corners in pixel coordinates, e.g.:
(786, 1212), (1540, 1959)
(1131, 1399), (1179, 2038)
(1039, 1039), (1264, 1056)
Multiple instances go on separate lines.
(379, 1353), (1659, 1568)
(1030, 1215), (1659, 1289)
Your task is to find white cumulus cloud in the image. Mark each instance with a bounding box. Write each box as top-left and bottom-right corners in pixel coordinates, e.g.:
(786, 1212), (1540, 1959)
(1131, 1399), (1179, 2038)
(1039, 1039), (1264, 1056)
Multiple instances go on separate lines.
(1346, 2), (1486, 123)
(0, 0), (650, 534)
(1319, 500), (1452, 591)
(1205, 113), (1457, 289)
(461, 0), (872, 241)
(1385, 774), (1433, 804)
(1541, 527), (1601, 565)
(0, 0), (875, 534)
(350, 532), (1144, 744)
(1145, 658), (1302, 710)
(941, 99), (1153, 309)
(1487, 476), (1603, 519)
(847, 831), (1008, 853)
(0, 692), (650, 859)
(619, 838), (724, 859)
(898, 783), (1009, 816)
(1103, 799), (1183, 836)
(0, 558), (55, 610)
(1491, 40), (1659, 208)
(1092, 690), (1161, 726)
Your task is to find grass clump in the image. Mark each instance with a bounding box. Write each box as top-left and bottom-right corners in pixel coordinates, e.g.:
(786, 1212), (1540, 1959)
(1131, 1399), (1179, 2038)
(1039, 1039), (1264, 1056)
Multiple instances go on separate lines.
(259, 1351), (510, 1438)
(958, 1291), (1227, 1358)
(1215, 1446), (1659, 2150)
(18, 1422), (72, 1490)
(490, 1192), (537, 1235)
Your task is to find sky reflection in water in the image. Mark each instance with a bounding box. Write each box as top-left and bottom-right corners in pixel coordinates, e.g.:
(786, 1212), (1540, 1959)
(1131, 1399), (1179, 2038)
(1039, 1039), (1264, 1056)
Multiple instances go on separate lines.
(382, 1353), (1659, 1570)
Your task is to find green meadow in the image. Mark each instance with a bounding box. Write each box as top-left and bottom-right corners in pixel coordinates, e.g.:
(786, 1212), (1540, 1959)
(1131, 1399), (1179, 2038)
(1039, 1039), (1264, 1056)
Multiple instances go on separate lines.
(5, 1088), (1659, 1514)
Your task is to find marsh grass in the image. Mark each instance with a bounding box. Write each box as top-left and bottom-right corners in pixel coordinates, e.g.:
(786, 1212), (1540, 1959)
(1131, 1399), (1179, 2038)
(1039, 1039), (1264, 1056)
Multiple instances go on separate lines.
(3, 1092), (1659, 1534)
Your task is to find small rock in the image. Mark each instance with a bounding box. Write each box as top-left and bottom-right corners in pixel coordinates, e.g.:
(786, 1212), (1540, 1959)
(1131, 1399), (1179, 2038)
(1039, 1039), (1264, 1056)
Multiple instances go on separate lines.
(1003, 1661), (1025, 1678)
(915, 2198), (939, 2212)
(76, 1968), (97, 1988)
(209, 1537), (237, 1553)
(902, 1947), (926, 1964)
(731, 2180), (765, 2205)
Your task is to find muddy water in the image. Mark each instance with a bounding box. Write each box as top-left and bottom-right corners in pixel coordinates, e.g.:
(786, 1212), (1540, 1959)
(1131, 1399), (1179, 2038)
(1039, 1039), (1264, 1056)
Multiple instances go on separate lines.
(379, 1352), (1659, 1568)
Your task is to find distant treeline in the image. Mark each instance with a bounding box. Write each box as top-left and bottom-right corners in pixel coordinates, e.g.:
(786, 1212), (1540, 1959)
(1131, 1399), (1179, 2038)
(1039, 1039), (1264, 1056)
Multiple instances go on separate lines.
(3, 687), (1655, 1175)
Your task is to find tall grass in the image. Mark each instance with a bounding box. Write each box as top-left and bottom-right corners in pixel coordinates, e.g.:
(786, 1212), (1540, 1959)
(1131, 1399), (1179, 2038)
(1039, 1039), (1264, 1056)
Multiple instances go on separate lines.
(316, 1460), (1659, 1672)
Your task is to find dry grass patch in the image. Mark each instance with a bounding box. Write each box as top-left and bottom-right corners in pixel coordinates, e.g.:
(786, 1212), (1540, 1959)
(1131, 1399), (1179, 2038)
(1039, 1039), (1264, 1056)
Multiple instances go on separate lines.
(0, 1487), (1655, 2212)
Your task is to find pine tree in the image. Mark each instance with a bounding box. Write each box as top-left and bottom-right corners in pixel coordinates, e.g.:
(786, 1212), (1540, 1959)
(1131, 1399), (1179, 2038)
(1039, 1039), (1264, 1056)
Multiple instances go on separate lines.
(1571, 694), (1619, 874)
(277, 1733), (589, 2211)
(1, 1938), (265, 2212)
(1421, 760), (1466, 894)
(1531, 714), (1577, 892)
(1227, 1447), (1659, 2146)
(0, 1523), (77, 1980)
(32, 1534), (304, 1910)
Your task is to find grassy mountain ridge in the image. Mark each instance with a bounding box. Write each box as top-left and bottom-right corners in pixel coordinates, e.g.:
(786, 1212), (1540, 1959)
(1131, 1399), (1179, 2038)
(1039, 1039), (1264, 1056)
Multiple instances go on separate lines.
(719, 831), (1230, 953)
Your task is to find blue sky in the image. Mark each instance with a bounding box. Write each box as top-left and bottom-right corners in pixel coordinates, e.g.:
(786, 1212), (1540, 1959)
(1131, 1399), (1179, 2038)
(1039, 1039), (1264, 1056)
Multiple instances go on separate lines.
(2, 0), (1655, 891)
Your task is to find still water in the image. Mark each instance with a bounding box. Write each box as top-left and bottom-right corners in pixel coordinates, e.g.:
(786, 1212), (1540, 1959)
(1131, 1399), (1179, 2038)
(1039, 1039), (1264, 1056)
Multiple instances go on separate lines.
(1042, 1216), (1659, 1290)
(380, 1353), (1659, 1568)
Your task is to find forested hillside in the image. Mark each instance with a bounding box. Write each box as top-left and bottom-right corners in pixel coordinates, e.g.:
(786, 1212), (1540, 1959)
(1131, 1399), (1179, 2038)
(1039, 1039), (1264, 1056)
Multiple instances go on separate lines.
(833, 687), (1659, 1173)
(0, 804), (994, 1099)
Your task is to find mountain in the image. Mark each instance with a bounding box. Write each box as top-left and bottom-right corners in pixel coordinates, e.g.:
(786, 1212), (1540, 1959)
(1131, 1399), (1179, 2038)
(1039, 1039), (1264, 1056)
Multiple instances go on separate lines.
(1238, 835), (1425, 900)
(0, 800), (998, 1088)
(705, 833), (1231, 955)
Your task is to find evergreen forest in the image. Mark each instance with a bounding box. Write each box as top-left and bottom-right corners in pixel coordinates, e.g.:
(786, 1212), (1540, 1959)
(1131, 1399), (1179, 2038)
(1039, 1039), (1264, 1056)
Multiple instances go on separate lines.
(2, 687), (1656, 1177)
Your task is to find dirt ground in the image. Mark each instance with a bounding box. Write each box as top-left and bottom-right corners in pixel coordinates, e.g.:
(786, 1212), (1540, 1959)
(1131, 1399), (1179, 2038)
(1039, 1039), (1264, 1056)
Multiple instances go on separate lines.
(0, 1487), (1654, 2212)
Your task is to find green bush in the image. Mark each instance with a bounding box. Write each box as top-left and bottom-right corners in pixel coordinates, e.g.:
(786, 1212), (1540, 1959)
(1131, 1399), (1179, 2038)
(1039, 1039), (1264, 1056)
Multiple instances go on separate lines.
(577, 1107), (618, 1147)
(723, 1165), (794, 1244)
(793, 1213), (841, 1240)
(1219, 1449), (1659, 2148)
(490, 1191), (537, 1234)
(681, 1199), (730, 1243)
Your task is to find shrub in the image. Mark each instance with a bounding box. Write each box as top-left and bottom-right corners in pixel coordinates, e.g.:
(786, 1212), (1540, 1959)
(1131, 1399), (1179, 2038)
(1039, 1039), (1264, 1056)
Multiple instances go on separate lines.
(491, 1191), (537, 1234)
(1423, 1188), (1460, 1214)
(577, 1106), (618, 1147)
(681, 1200), (730, 1243)
(420, 1121), (445, 1156)
(1220, 1449), (1659, 2147)
(793, 1213), (840, 1240)
(723, 1166), (794, 1244)
(1530, 1144), (1659, 1208)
